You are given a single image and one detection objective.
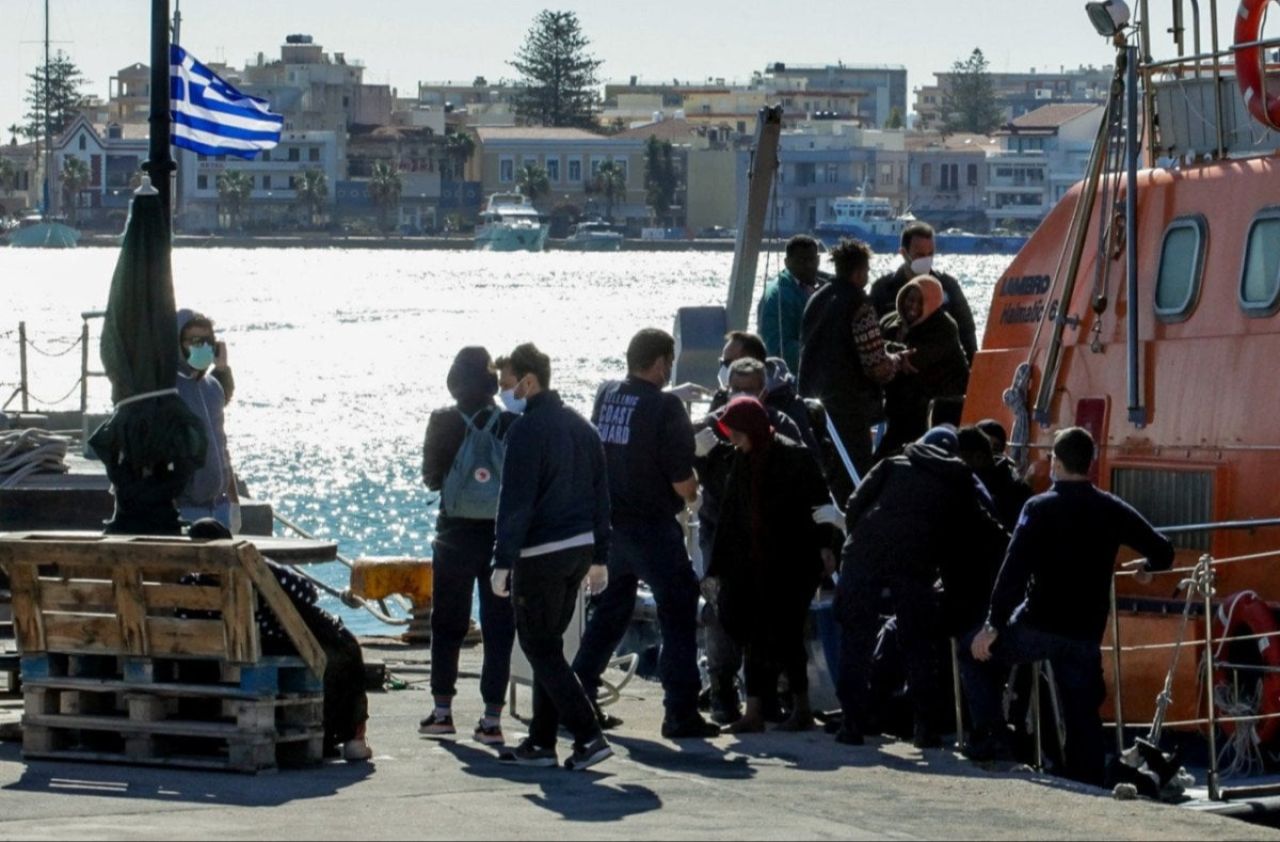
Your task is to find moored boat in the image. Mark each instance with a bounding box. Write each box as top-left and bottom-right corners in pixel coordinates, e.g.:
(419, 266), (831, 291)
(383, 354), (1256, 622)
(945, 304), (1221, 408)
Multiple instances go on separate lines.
(561, 220), (623, 252)
(474, 193), (548, 253)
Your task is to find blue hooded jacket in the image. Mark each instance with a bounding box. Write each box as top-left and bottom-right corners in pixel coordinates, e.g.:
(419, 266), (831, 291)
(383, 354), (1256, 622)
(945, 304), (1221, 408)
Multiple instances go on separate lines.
(174, 308), (231, 507)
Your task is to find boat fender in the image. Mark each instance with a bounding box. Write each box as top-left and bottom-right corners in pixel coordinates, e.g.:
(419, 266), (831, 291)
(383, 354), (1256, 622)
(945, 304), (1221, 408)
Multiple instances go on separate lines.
(1212, 590), (1280, 746)
(1234, 0), (1280, 131)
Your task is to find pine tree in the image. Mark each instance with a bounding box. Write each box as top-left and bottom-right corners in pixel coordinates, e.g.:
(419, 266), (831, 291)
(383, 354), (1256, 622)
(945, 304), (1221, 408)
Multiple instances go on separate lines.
(885, 107), (905, 130)
(644, 136), (678, 224)
(510, 10), (604, 129)
(23, 52), (87, 142)
(941, 49), (1004, 135)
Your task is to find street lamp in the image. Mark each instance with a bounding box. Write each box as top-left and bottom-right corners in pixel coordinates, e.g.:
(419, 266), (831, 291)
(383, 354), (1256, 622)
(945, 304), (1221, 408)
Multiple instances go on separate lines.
(1085, 0), (1130, 37)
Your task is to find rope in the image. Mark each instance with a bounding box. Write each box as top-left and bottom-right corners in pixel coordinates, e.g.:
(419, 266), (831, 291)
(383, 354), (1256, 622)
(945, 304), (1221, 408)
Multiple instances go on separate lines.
(23, 334), (83, 358)
(0, 428), (70, 489)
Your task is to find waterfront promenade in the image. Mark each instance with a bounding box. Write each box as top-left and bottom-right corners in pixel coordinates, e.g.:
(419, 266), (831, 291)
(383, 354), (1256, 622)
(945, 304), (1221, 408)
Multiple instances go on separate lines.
(0, 640), (1272, 841)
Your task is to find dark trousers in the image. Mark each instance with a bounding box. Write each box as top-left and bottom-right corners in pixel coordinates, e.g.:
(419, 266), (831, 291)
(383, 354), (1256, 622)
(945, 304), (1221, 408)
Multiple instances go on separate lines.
(512, 546), (601, 748)
(431, 520), (516, 706)
(835, 562), (939, 731)
(573, 519), (701, 720)
(702, 594), (743, 691)
(959, 622), (1107, 786)
(826, 408), (875, 506)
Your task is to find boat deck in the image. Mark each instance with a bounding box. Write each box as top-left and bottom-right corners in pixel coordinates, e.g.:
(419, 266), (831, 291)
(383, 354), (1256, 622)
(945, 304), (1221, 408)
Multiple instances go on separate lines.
(0, 641), (1273, 840)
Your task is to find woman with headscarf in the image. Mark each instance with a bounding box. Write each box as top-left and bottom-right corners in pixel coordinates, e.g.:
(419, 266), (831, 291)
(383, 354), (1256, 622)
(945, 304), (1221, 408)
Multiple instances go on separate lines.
(707, 397), (838, 733)
(874, 276), (971, 461)
(419, 346), (519, 745)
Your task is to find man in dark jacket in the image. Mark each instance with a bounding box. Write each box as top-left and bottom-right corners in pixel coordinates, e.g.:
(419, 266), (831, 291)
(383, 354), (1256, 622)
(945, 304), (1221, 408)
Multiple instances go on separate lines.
(964, 427), (1175, 786)
(418, 347), (518, 746)
(798, 238), (907, 504)
(710, 330), (821, 455)
(573, 329), (720, 740)
(490, 343), (614, 771)
(833, 427), (1007, 748)
(870, 222), (978, 361)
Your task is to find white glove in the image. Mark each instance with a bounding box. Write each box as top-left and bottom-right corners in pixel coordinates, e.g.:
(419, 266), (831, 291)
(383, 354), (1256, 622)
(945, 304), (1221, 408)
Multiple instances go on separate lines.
(585, 564), (609, 596)
(694, 427), (719, 458)
(491, 568), (511, 598)
(812, 504), (847, 533)
(668, 382), (712, 402)
(686, 489), (704, 516)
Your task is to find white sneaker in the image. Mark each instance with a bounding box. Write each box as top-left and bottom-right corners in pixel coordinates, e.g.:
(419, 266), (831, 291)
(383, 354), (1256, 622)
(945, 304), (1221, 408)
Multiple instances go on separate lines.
(343, 737), (373, 762)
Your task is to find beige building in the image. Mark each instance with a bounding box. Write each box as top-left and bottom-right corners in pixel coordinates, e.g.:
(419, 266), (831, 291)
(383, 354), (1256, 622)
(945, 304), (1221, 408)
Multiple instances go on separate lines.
(0, 142), (40, 217)
(108, 63), (151, 124)
(472, 127), (648, 225)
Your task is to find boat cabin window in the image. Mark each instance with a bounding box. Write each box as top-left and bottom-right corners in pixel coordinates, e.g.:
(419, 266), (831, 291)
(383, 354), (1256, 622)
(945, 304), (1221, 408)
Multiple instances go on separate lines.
(1240, 212), (1280, 315)
(1154, 217), (1206, 322)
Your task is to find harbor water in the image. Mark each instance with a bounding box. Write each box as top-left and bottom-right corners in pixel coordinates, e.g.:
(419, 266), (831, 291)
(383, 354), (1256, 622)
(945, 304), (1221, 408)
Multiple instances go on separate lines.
(0, 248), (1013, 633)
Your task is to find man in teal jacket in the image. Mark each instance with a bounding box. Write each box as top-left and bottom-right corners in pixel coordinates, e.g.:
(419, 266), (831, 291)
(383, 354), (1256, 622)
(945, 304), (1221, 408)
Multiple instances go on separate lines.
(757, 235), (822, 372)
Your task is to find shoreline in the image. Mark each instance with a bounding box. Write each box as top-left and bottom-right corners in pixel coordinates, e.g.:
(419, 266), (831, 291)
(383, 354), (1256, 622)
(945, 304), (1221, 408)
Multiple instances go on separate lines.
(72, 234), (763, 252)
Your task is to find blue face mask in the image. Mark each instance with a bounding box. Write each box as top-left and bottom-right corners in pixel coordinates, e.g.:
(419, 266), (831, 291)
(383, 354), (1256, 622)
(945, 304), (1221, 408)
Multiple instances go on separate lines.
(186, 343), (215, 372)
(500, 388), (526, 414)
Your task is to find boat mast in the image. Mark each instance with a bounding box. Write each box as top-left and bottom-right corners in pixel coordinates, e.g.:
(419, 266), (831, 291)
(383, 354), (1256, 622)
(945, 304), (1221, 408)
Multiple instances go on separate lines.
(725, 105), (783, 331)
(144, 0), (174, 216)
(42, 0), (51, 219)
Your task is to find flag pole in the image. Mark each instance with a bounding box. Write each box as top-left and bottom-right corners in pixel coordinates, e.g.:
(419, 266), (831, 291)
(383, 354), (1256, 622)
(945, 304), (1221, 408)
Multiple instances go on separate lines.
(145, 0), (174, 217)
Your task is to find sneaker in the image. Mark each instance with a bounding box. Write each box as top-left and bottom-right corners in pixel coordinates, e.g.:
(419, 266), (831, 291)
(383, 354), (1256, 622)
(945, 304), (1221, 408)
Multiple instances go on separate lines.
(343, 737), (373, 762)
(592, 703), (625, 732)
(661, 713), (721, 740)
(474, 719), (505, 746)
(498, 737), (558, 768)
(834, 727), (865, 746)
(418, 712), (457, 737)
(564, 735), (613, 772)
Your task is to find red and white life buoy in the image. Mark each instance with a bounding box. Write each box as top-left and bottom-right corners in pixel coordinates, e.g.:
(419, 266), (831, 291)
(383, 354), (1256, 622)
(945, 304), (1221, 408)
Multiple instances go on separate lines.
(1234, 0), (1280, 131)
(1213, 590), (1280, 745)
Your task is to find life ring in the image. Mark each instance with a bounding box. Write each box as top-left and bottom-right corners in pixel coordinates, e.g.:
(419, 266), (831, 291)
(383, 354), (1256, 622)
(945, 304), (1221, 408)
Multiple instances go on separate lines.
(1212, 591), (1280, 745)
(1234, 0), (1280, 131)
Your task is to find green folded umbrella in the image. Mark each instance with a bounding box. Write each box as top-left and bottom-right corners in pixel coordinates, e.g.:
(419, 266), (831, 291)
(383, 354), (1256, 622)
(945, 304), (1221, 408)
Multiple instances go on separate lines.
(88, 189), (206, 535)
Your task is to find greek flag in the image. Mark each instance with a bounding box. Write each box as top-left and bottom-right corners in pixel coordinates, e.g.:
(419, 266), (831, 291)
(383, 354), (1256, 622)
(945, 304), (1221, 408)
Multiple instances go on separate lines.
(169, 44), (282, 159)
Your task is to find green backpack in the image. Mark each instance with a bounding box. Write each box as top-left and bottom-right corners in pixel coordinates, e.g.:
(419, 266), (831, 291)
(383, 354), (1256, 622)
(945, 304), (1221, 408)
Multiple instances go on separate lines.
(440, 409), (506, 520)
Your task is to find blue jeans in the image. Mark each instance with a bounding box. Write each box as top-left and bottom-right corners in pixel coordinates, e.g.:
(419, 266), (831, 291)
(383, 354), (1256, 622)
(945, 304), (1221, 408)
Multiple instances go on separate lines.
(180, 495), (235, 532)
(572, 519), (701, 720)
(430, 518), (516, 707)
(958, 622), (1107, 786)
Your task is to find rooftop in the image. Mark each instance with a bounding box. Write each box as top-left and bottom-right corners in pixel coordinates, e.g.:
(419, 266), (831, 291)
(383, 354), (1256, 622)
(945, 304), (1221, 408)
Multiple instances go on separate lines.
(1008, 103), (1104, 129)
(613, 119), (700, 143)
(474, 127), (610, 142)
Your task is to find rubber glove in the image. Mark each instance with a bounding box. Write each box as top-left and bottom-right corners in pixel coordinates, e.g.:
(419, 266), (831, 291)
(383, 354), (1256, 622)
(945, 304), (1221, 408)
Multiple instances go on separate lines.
(491, 568), (511, 598)
(694, 427), (719, 458)
(812, 503), (847, 533)
(585, 564), (609, 596)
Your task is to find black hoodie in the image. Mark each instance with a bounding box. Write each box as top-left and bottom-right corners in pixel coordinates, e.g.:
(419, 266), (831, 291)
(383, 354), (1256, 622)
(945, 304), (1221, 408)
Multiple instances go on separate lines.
(422, 348), (517, 521)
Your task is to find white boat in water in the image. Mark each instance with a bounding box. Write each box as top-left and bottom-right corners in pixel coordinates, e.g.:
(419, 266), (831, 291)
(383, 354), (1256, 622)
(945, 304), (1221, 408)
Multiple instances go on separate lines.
(474, 193), (548, 252)
(562, 220), (623, 252)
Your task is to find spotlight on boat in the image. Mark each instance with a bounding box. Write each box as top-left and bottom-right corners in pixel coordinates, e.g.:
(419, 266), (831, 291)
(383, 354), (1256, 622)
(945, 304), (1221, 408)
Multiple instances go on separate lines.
(1085, 0), (1131, 37)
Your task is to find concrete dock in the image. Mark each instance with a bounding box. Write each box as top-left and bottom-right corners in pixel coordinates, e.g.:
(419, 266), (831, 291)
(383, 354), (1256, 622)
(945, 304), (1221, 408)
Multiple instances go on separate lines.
(0, 640), (1274, 841)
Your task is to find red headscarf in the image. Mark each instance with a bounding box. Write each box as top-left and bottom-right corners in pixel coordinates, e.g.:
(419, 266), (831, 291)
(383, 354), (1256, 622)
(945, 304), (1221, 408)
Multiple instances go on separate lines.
(717, 396), (774, 455)
(897, 275), (945, 326)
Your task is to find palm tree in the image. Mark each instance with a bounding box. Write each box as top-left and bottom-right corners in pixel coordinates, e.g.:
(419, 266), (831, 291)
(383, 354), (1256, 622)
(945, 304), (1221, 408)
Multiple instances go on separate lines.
(6, 124), (21, 146)
(445, 130), (475, 181)
(216, 169), (253, 232)
(59, 156), (90, 225)
(516, 162), (550, 206)
(294, 169), (329, 228)
(368, 161), (402, 232)
(589, 160), (627, 222)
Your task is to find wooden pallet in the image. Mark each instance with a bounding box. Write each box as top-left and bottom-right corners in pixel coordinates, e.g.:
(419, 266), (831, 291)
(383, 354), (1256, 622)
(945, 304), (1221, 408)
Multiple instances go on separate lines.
(19, 653), (323, 773)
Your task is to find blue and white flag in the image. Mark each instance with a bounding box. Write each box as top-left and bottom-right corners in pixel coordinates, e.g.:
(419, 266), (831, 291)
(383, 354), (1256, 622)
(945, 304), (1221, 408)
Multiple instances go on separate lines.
(170, 44), (282, 159)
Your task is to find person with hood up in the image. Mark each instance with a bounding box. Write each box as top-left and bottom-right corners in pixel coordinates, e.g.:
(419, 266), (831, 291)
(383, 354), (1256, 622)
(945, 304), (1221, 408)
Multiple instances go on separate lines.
(875, 276), (970, 462)
(829, 426), (1007, 748)
(174, 309), (238, 531)
(419, 347), (519, 745)
(708, 397), (838, 733)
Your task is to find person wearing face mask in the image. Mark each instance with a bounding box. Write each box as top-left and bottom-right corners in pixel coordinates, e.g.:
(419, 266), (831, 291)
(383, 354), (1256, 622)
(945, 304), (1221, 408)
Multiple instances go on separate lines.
(494, 354), (526, 414)
(174, 309), (238, 531)
(870, 222), (978, 362)
(572, 328), (720, 740)
(798, 238), (908, 506)
(875, 276), (970, 462)
(692, 357), (809, 725)
(419, 347), (519, 746)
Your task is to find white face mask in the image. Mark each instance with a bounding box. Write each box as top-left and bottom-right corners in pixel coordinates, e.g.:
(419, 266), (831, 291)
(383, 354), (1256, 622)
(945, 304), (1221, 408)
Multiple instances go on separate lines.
(909, 256), (935, 276)
(717, 363), (731, 390)
(499, 388), (526, 414)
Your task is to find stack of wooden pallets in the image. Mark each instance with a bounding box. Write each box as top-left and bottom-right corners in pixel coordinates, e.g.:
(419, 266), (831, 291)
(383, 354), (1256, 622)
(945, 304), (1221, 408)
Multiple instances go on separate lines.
(0, 533), (329, 773)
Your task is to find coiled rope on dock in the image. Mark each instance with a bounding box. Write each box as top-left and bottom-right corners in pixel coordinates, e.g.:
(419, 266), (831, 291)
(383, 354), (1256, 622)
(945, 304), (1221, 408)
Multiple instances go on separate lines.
(0, 428), (71, 489)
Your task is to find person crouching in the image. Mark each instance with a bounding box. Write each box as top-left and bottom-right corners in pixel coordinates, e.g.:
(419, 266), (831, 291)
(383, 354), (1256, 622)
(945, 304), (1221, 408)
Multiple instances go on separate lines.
(707, 397), (838, 733)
